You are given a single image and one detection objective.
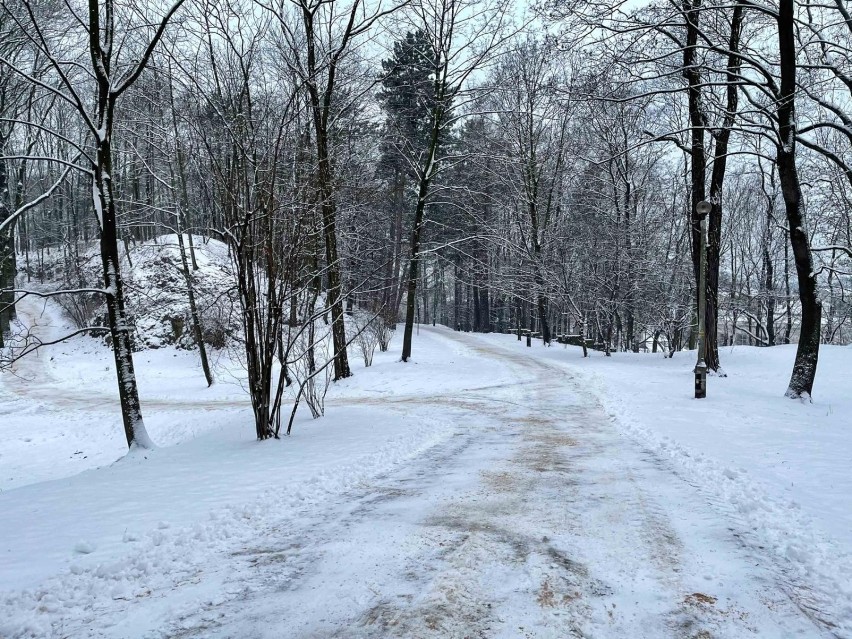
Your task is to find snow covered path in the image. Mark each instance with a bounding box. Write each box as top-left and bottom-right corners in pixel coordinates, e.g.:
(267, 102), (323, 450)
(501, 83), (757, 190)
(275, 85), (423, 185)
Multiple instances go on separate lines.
(0, 327), (850, 639)
(62, 329), (830, 638)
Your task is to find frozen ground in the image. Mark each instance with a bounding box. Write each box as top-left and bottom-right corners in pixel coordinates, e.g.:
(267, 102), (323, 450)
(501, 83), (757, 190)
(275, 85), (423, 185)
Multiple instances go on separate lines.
(0, 311), (850, 638)
(477, 333), (852, 636)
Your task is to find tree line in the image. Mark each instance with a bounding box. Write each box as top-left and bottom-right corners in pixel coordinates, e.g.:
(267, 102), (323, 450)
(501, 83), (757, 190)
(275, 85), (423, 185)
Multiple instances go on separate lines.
(1, 0), (850, 446)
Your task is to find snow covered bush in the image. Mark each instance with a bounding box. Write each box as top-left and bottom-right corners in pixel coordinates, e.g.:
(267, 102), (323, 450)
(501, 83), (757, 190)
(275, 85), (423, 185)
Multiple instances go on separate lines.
(290, 322), (334, 419)
(351, 312), (381, 366)
(377, 319), (395, 352)
(53, 291), (102, 330)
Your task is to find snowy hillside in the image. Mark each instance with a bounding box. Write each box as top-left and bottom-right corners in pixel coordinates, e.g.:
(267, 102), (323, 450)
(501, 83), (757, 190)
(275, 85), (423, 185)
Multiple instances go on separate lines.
(17, 235), (237, 351)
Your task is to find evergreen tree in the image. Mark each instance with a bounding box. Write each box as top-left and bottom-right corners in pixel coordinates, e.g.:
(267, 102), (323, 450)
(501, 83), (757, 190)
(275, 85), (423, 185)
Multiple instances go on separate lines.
(374, 31), (437, 325)
(377, 30), (437, 173)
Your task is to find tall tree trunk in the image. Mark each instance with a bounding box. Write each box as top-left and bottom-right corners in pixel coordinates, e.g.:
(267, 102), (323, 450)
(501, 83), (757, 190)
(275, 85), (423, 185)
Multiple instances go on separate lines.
(763, 205), (776, 347)
(684, 0), (707, 357)
(95, 140), (153, 448)
(169, 72), (213, 386)
(472, 281), (481, 331)
(314, 133), (350, 379)
(176, 228), (213, 385)
(301, 5), (351, 380)
(479, 286), (490, 332)
(527, 195), (551, 344)
(777, 0), (821, 398)
(705, 1), (743, 373)
(535, 276), (551, 344)
(402, 94), (444, 361)
(784, 232), (792, 344)
(401, 172), (430, 360)
(454, 260), (461, 331)
(626, 311), (635, 352)
(0, 136), (14, 346)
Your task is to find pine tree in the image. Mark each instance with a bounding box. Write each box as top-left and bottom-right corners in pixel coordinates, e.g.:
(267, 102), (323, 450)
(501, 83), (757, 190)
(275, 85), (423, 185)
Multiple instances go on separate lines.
(375, 31), (437, 326)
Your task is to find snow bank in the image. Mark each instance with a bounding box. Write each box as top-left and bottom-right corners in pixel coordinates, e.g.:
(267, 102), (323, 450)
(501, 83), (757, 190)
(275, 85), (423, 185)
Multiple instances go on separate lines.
(0, 407), (454, 638)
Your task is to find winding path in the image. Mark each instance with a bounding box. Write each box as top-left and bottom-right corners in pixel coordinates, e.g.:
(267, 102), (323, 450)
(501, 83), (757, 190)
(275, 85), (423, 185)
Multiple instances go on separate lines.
(113, 328), (831, 639)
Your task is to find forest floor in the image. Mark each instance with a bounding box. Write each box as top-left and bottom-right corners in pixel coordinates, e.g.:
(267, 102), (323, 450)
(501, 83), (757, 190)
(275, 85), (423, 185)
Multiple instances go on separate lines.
(1, 300), (850, 638)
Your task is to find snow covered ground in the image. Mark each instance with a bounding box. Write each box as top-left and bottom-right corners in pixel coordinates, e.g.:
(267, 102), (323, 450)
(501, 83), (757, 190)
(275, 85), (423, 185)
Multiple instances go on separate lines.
(1, 310), (850, 638)
(476, 333), (852, 635)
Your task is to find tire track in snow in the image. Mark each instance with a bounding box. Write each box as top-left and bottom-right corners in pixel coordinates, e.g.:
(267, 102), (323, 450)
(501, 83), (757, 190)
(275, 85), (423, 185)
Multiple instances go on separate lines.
(145, 327), (829, 639)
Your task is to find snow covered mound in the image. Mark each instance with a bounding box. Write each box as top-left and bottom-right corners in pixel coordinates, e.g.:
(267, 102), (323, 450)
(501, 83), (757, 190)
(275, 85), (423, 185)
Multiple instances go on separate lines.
(113, 236), (236, 350)
(20, 235), (237, 350)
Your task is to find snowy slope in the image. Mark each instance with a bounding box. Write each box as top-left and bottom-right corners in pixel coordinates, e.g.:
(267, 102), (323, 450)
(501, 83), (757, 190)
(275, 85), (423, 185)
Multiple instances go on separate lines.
(0, 295), (246, 489)
(15, 234), (236, 351)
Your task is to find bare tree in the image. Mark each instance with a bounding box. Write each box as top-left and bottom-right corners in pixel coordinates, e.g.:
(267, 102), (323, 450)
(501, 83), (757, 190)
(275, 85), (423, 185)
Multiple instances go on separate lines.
(0, 0), (187, 448)
(268, 0), (404, 380)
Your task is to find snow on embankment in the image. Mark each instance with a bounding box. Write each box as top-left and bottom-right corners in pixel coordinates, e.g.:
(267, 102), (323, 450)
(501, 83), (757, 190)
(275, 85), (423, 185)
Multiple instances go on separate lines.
(17, 234), (237, 350)
(478, 334), (852, 634)
(117, 235), (236, 350)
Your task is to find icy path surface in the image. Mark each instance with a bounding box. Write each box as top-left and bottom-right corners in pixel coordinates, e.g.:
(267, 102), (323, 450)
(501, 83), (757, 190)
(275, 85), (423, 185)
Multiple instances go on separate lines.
(0, 325), (841, 638)
(65, 333), (846, 636)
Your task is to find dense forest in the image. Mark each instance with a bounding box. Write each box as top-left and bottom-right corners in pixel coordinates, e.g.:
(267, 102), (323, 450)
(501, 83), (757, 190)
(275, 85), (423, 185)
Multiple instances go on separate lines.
(1, 0), (851, 445)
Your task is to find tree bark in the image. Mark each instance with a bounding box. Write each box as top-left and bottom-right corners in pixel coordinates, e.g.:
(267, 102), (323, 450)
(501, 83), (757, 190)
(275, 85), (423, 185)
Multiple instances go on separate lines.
(301, 3), (351, 380)
(704, 1), (743, 373)
(777, 0), (821, 399)
(763, 195), (776, 347)
(401, 81), (445, 360)
(0, 135), (14, 346)
(169, 72), (213, 386)
(95, 137), (152, 448)
(684, 0), (706, 305)
(401, 151), (434, 360)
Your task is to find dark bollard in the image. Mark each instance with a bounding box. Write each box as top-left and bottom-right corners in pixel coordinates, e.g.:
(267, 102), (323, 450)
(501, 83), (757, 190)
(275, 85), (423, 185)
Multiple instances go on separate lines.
(694, 366), (707, 399)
